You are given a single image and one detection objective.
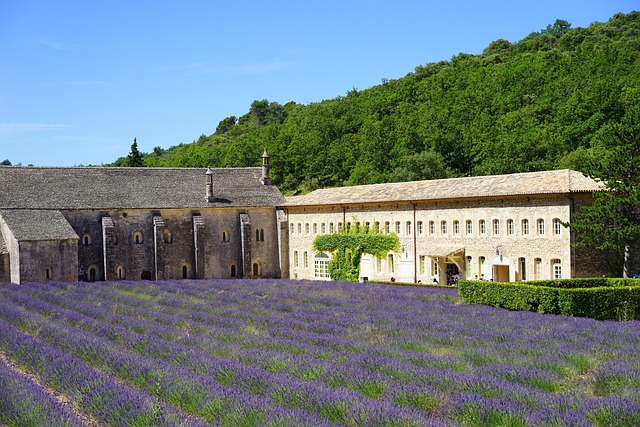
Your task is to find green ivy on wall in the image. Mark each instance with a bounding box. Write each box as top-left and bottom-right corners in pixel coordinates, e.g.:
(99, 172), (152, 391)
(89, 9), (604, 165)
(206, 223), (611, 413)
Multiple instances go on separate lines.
(313, 221), (400, 282)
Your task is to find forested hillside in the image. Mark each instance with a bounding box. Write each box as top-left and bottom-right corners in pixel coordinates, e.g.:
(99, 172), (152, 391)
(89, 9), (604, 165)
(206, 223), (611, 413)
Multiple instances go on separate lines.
(114, 12), (640, 195)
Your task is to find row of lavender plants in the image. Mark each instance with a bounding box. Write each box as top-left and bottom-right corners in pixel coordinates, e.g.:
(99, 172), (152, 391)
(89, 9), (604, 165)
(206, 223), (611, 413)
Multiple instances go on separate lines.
(1, 278), (639, 426)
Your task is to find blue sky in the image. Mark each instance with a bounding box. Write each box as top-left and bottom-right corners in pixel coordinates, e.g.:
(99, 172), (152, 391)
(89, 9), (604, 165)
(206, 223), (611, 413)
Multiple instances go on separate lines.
(1, 1), (637, 166)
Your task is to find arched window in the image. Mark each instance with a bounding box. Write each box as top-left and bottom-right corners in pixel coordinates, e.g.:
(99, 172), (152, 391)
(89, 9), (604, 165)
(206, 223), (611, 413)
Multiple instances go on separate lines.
(553, 218), (562, 235)
(45, 267), (52, 281)
(314, 253), (330, 279)
(134, 231), (143, 244)
(117, 265), (125, 280)
(466, 220), (473, 235)
(453, 220), (460, 235)
(429, 221), (435, 235)
(519, 257), (527, 281)
(182, 265), (188, 279)
(88, 266), (98, 282)
(290, 223), (295, 235)
(522, 219), (530, 235)
(163, 229), (173, 244)
(537, 219), (545, 235)
(441, 220), (448, 235)
(387, 254), (395, 274)
(479, 219), (486, 235)
(492, 219), (500, 235)
(230, 263), (237, 278)
(252, 262), (261, 277)
(222, 228), (230, 242)
(417, 221), (423, 235)
(507, 219), (514, 235)
(82, 233), (92, 246)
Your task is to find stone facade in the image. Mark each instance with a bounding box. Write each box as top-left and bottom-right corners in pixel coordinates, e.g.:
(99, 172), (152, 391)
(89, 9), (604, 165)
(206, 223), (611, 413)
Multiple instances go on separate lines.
(285, 170), (621, 283)
(0, 157), (287, 284)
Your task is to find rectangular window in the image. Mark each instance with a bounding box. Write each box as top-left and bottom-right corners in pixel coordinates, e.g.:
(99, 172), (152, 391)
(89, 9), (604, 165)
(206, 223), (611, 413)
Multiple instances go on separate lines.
(535, 258), (542, 280)
(314, 257), (330, 279)
(377, 257), (382, 273)
(294, 251), (299, 267)
(453, 220), (460, 235)
(305, 223), (310, 235)
(493, 219), (500, 235)
(329, 222), (334, 234)
(479, 256), (486, 278)
(418, 221), (423, 235)
(507, 219), (514, 235)
(420, 255), (426, 275)
(432, 259), (439, 276)
(553, 259), (562, 279)
(313, 223), (317, 234)
(388, 254), (395, 273)
(466, 220), (473, 235)
(466, 256), (472, 276)
(290, 223), (294, 235)
(519, 257), (526, 281)
(303, 251), (308, 268)
(522, 219), (530, 235)
(321, 223), (326, 234)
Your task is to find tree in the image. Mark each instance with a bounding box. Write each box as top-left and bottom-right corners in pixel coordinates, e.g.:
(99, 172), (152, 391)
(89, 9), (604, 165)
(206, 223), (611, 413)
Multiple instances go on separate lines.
(124, 138), (144, 167)
(1, 159), (11, 166)
(569, 87), (640, 277)
(390, 150), (453, 182)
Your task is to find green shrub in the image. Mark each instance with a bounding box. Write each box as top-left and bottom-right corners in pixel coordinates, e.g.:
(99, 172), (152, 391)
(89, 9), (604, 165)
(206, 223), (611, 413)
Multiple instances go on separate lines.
(458, 279), (640, 321)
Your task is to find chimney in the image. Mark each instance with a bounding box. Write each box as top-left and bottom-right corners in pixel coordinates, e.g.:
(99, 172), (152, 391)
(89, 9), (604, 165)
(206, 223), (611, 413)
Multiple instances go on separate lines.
(205, 168), (214, 201)
(261, 149), (271, 185)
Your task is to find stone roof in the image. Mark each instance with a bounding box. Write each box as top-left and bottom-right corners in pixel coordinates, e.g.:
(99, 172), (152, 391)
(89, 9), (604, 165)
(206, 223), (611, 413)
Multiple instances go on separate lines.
(0, 209), (79, 241)
(285, 169), (603, 207)
(0, 166), (285, 210)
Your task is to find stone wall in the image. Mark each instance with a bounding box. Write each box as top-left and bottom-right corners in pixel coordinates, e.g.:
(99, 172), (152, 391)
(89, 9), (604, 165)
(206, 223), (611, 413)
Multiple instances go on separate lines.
(286, 194), (593, 283)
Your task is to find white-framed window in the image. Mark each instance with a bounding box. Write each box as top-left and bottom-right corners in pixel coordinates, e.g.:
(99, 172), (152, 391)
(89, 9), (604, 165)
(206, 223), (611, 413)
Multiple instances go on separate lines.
(535, 258), (542, 280)
(377, 257), (383, 273)
(453, 220), (460, 235)
(329, 222), (335, 234)
(305, 223), (310, 235)
(519, 257), (526, 281)
(388, 254), (395, 273)
(418, 221), (424, 235)
(507, 219), (514, 235)
(537, 219), (545, 235)
(134, 231), (144, 244)
(479, 220), (486, 235)
(294, 250), (299, 268)
(522, 219), (530, 235)
(441, 220), (448, 235)
(419, 255), (427, 275)
(429, 221), (435, 235)
(492, 219), (500, 235)
(466, 256), (472, 276)
(466, 220), (473, 235)
(297, 223), (302, 234)
(313, 223), (318, 234)
(83, 233), (92, 246)
(406, 221), (412, 236)
(432, 259), (439, 276)
(553, 218), (562, 235)
(321, 223), (326, 234)
(290, 223), (295, 235)
(395, 221), (401, 234)
(314, 253), (330, 279)
(479, 256), (485, 278)
(384, 221), (390, 234)
(303, 251), (308, 268)
(552, 259), (562, 279)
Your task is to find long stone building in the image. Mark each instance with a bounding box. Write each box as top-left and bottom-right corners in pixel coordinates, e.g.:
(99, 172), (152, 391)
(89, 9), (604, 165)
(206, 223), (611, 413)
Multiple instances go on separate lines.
(1, 163), (630, 285)
(284, 169), (617, 284)
(0, 153), (288, 284)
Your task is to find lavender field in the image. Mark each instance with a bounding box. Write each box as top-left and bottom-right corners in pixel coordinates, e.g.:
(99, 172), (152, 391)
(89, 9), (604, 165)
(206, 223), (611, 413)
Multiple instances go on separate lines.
(0, 279), (639, 427)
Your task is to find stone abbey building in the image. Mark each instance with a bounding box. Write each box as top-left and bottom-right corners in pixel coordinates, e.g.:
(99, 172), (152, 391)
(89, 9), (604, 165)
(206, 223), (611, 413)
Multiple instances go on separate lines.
(0, 162), (631, 285)
(0, 153), (288, 284)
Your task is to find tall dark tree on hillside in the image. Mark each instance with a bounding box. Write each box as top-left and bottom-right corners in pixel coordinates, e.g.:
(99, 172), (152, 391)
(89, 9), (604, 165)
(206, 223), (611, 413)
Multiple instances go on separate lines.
(1, 159), (11, 166)
(125, 138), (144, 167)
(569, 87), (640, 277)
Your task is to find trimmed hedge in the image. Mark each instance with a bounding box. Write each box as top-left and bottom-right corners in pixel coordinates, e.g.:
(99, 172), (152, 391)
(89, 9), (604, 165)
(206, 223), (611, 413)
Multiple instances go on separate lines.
(458, 278), (640, 321)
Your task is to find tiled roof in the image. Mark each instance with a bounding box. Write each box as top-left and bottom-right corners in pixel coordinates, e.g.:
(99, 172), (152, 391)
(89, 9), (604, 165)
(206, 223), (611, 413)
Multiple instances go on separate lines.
(0, 166), (285, 210)
(285, 169), (603, 207)
(0, 209), (79, 241)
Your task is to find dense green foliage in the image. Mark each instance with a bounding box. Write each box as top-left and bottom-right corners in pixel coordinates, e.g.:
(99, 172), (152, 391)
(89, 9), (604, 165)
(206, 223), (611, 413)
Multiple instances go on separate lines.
(313, 222), (400, 282)
(458, 278), (640, 320)
(114, 12), (640, 195)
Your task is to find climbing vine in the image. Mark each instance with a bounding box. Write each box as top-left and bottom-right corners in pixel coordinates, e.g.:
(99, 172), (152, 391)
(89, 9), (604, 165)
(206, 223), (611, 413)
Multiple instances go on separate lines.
(313, 220), (400, 282)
